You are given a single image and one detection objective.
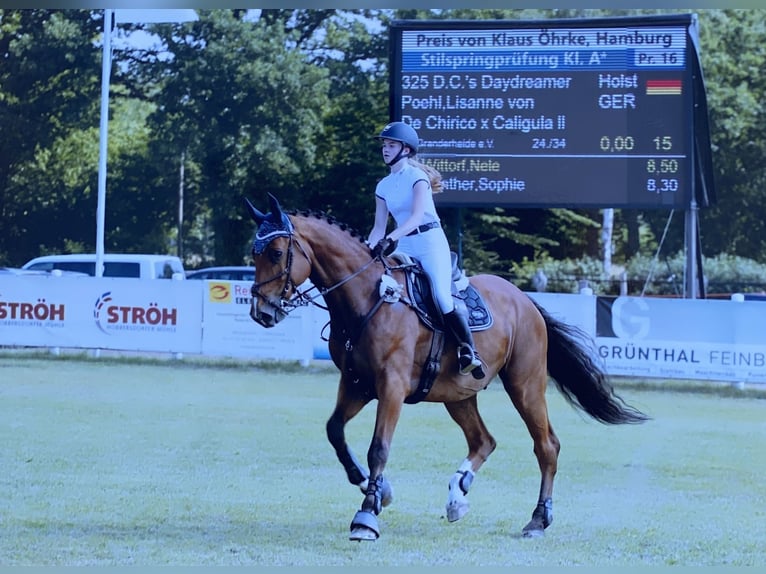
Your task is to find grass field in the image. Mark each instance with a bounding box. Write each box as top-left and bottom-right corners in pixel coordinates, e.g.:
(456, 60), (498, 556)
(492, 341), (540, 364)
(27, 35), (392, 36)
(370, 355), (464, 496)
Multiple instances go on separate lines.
(1, 353), (765, 566)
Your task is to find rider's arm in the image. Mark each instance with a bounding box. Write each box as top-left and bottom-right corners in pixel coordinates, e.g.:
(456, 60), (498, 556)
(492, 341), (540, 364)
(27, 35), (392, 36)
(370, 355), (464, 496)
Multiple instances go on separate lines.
(367, 195), (389, 245)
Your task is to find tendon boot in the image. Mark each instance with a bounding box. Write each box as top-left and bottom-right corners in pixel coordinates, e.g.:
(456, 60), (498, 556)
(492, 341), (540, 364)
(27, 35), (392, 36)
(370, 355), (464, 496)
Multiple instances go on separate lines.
(444, 307), (485, 380)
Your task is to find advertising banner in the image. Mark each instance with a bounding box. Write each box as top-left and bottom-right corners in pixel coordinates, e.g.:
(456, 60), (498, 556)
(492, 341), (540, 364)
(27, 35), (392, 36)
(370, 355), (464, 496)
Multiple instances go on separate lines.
(199, 280), (312, 363)
(596, 296), (766, 383)
(528, 291), (597, 335)
(0, 275), (203, 353)
(5, 274), (766, 385)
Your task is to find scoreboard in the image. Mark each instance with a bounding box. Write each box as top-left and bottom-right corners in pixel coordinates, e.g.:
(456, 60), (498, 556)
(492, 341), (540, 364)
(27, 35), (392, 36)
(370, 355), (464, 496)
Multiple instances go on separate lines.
(389, 14), (708, 209)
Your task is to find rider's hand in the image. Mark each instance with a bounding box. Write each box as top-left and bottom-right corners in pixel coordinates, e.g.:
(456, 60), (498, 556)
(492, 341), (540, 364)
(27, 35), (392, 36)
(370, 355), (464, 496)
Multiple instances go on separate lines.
(371, 237), (396, 258)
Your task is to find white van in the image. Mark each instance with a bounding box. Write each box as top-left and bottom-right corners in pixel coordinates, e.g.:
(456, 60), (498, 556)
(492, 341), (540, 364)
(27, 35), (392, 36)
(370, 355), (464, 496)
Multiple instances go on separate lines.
(21, 253), (186, 280)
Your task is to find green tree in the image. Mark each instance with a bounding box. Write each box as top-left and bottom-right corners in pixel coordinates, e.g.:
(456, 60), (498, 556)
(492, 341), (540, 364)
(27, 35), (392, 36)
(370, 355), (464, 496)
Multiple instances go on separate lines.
(4, 7), (766, 281)
(0, 10), (102, 263)
(304, 10), (392, 233)
(136, 10), (332, 265)
(0, 9), (188, 263)
(696, 9), (766, 260)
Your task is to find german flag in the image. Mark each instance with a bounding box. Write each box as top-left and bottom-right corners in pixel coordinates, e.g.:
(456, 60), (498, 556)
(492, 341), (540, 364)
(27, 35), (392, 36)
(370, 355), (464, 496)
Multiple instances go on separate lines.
(646, 79), (682, 95)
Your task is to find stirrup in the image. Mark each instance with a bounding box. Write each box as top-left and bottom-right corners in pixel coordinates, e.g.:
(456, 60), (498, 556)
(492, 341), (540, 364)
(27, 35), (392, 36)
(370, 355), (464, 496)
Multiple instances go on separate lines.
(458, 346), (485, 379)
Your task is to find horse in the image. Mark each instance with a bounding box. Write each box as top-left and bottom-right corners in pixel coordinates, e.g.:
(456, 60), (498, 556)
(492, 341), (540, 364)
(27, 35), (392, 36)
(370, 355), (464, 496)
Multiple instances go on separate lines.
(244, 193), (649, 542)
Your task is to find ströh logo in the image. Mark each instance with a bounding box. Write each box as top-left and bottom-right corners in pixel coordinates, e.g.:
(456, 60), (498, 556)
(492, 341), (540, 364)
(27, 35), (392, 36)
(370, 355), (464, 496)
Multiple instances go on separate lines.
(93, 291), (178, 335)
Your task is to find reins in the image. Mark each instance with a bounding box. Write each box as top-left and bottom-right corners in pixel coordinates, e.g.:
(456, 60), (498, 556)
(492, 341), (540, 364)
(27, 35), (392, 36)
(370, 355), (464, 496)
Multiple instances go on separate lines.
(286, 255), (380, 314)
(252, 230), (391, 316)
(249, 210), (442, 399)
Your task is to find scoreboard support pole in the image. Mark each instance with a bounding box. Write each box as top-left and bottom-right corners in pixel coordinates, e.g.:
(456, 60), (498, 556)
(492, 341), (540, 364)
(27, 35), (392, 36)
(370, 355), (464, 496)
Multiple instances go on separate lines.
(684, 198), (699, 299)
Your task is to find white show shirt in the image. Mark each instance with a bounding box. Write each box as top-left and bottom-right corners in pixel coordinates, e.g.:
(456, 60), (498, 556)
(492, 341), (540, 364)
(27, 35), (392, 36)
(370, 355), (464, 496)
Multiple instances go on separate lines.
(375, 163), (455, 314)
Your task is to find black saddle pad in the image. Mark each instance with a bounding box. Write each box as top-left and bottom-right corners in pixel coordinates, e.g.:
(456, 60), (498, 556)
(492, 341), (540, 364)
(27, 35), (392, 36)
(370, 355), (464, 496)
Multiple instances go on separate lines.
(460, 283), (492, 329)
(405, 263), (493, 332)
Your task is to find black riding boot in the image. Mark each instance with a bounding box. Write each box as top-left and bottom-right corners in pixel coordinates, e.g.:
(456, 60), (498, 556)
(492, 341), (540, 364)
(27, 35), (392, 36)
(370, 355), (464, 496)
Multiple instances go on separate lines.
(444, 307), (485, 380)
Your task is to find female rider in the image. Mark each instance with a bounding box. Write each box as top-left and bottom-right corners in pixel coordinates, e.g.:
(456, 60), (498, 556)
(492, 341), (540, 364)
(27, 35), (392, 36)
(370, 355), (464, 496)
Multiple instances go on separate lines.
(367, 121), (485, 380)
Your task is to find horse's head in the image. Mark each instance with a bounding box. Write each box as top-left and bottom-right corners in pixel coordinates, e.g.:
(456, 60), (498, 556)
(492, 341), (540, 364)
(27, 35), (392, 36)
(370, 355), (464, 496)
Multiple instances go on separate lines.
(244, 193), (311, 328)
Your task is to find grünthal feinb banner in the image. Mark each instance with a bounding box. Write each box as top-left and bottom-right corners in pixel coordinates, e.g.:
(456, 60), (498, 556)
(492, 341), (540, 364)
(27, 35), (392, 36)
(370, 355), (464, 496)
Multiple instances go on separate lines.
(596, 296), (766, 383)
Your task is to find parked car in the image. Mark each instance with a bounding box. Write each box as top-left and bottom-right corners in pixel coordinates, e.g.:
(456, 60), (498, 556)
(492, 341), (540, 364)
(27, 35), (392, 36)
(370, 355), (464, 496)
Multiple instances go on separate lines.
(185, 266), (255, 281)
(1, 266), (88, 277)
(1, 267), (33, 275)
(21, 254), (186, 279)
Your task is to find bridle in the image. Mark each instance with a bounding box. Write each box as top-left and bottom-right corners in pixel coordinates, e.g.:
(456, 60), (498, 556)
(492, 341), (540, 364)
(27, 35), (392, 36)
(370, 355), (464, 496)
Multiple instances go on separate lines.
(250, 233), (297, 302)
(250, 228), (379, 316)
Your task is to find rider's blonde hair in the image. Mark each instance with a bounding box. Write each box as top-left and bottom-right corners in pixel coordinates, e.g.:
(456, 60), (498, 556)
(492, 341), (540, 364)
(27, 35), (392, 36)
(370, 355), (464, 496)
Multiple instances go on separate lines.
(407, 158), (443, 194)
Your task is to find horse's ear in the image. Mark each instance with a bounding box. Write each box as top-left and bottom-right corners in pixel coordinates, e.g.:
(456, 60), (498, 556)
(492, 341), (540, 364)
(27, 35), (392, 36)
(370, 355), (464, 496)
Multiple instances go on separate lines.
(243, 197), (267, 224)
(267, 193), (283, 218)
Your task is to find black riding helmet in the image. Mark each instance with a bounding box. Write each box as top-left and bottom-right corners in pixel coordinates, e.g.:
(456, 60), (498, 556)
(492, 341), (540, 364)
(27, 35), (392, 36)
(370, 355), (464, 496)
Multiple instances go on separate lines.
(374, 121), (419, 166)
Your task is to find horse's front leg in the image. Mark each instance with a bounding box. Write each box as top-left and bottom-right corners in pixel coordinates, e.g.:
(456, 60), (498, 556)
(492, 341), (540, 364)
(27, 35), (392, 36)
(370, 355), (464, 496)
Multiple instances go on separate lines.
(349, 386), (405, 541)
(325, 379), (394, 504)
(444, 397), (497, 522)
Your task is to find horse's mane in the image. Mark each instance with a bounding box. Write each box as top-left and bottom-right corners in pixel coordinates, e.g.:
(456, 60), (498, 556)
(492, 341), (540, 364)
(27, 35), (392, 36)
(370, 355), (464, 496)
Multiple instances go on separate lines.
(288, 208), (368, 247)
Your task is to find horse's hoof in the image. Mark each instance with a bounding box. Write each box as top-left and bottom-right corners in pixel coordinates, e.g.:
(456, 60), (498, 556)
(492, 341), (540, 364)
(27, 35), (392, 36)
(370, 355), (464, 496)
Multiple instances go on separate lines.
(446, 499), (469, 522)
(522, 499), (552, 537)
(522, 518), (546, 538)
(350, 526), (379, 541)
(349, 510), (380, 541)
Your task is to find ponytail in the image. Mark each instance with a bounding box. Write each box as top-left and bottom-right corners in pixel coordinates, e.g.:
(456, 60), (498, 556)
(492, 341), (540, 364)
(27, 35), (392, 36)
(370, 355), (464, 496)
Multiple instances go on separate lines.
(408, 158), (443, 194)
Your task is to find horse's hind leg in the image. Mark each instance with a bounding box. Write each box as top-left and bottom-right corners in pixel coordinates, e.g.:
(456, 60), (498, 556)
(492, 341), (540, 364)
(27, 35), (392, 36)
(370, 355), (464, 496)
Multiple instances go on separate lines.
(501, 361), (561, 537)
(443, 396), (497, 522)
(325, 378), (393, 506)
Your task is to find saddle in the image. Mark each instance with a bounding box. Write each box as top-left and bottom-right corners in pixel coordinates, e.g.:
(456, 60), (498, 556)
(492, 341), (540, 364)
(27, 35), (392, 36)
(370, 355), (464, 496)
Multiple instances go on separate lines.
(389, 251), (493, 332)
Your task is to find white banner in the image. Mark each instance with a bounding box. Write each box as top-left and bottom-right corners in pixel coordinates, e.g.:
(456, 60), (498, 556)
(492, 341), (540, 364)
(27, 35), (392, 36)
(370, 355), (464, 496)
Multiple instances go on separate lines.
(528, 291), (597, 335)
(0, 275), (202, 353)
(199, 280), (313, 363)
(4, 275), (766, 384)
(596, 296), (766, 383)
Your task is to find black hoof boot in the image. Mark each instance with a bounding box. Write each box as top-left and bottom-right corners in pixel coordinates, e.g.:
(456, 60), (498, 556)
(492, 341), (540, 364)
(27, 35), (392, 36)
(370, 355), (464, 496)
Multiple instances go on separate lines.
(522, 498), (553, 538)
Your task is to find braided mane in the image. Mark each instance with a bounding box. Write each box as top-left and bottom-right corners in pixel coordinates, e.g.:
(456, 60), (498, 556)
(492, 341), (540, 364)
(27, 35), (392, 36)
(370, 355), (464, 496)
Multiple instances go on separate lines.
(289, 208), (368, 246)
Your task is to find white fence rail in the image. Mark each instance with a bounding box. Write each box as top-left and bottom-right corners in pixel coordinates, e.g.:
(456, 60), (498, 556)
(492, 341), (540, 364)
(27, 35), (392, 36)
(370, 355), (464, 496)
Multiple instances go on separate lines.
(2, 275), (764, 384)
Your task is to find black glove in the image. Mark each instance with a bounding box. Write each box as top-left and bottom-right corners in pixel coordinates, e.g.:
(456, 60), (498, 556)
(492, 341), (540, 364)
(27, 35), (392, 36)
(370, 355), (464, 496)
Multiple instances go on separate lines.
(371, 237), (397, 258)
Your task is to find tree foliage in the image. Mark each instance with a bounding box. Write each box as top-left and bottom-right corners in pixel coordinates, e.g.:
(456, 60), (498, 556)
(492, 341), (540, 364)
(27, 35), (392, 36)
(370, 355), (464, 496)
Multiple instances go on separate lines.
(0, 10), (102, 261)
(696, 10), (766, 258)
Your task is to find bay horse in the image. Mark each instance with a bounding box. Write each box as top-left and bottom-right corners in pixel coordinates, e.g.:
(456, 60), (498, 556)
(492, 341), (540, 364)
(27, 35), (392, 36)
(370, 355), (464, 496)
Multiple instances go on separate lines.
(245, 193), (648, 541)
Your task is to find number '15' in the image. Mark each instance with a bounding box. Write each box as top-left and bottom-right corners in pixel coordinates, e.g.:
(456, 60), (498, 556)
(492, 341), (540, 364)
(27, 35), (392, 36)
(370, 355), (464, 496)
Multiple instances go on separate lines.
(653, 136), (672, 151)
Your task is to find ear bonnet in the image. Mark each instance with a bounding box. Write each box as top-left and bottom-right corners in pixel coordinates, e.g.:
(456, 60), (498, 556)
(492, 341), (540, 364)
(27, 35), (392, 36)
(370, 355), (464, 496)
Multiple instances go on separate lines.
(245, 194), (294, 254)
(252, 211), (293, 254)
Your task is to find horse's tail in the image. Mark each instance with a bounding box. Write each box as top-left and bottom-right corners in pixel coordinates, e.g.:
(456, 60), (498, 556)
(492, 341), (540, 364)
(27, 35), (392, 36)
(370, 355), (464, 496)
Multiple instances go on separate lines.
(529, 297), (650, 425)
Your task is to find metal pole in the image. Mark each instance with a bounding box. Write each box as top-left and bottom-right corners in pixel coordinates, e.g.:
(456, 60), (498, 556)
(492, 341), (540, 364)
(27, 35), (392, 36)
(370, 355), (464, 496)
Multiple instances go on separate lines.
(177, 151), (185, 259)
(684, 197), (699, 298)
(95, 9), (113, 278)
(455, 207), (463, 267)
